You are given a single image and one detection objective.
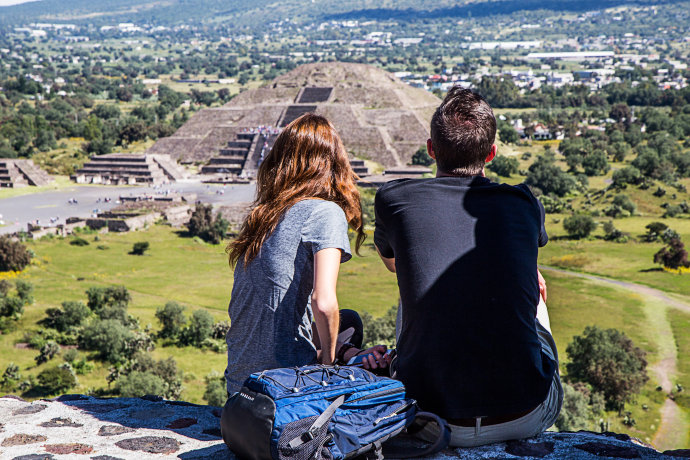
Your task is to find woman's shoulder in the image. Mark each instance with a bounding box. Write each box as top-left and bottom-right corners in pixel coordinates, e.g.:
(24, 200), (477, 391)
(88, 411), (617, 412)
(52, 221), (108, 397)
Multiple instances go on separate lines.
(290, 199), (346, 220)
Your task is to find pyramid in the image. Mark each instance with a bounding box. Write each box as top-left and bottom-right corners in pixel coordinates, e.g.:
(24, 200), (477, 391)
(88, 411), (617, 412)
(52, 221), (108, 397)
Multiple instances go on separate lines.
(147, 63), (440, 169)
(0, 159), (54, 188)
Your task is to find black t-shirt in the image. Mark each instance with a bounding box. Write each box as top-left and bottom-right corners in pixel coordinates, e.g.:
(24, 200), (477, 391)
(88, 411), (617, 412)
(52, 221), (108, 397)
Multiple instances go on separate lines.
(374, 175), (557, 419)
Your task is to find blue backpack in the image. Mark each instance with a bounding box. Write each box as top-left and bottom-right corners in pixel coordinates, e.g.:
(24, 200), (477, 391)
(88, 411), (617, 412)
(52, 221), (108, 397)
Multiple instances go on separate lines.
(221, 364), (449, 460)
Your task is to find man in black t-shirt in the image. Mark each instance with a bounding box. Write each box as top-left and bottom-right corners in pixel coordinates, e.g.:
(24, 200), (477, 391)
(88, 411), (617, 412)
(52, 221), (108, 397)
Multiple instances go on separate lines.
(374, 87), (563, 447)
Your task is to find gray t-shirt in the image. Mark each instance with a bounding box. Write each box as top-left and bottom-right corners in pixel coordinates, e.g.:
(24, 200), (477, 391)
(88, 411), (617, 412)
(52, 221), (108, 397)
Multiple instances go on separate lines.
(224, 199), (352, 393)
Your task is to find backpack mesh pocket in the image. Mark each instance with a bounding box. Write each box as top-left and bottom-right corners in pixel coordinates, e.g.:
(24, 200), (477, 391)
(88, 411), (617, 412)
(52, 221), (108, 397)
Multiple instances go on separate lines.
(278, 415), (334, 460)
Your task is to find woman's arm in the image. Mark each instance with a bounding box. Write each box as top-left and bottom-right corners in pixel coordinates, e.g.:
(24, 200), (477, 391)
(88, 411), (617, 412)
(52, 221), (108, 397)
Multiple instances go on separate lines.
(312, 247), (342, 365)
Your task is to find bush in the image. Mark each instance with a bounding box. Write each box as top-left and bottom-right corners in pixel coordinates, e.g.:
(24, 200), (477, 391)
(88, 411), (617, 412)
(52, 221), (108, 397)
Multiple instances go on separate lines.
(117, 371), (167, 398)
(37, 365), (77, 394)
(203, 372), (227, 407)
(603, 221), (629, 243)
(181, 310), (214, 346)
(211, 321), (231, 339)
(487, 155), (519, 177)
(86, 285), (131, 317)
(605, 194), (636, 218)
(44, 301), (91, 332)
(15, 280), (33, 304)
(0, 235), (32, 272)
(566, 326), (648, 410)
(79, 319), (135, 363)
(611, 166), (642, 188)
(1, 363), (21, 391)
(187, 203), (229, 244)
(555, 383), (592, 432)
(654, 237), (690, 270)
(130, 241), (150, 255)
(35, 340), (60, 365)
(156, 301), (187, 339)
(563, 214), (596, 240)
(525, 154), (577, 197)
(410, 146), (434, 166)
(643, 222), (669, 242)
(361, 305), (398, 349)
(70, 237), (90, 246)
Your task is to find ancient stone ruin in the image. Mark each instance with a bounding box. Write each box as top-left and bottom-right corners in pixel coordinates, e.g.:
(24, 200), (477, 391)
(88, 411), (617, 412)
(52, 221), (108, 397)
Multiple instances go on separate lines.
(72, 153), (187, 185)
(0, 159), (54, 188)
(1, 394), (686, 459)
(147, 63), (439, 169)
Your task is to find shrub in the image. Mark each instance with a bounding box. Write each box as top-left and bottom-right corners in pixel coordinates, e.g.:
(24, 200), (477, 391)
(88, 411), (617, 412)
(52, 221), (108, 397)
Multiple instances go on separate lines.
(86, 285), (131, 314)
(44, 301), (91, 332)
(130, 241), (150, 255)
(15, 280), (33, 304)
(643, 222), (669, 242)
(1, 363), (21, 391)
(563, 214), (596, 239)
(35, 340), (60, 365)
(566, 326), (648, 410)
(155, 301), (187, 339)
(37, 365), (77, 394)
(117, 371), (167, 398)
(555, 383), (592, 431)
(187, 203), (229, 244)
(203, 372), (227, 407)
(487, 155), (519, 177)
(70, 237), (90, 246)
(605, 194), (636, 218)
(361, 305), (398, 349)
(0, 235), (32, 272)
(79, 319), (135, 363)
(211, 321), (231, 339)
(498, 124), (519, 144)
(603, 221), (629, 243)
(410, 146), (434, 166)
(181, 310), (214, 346)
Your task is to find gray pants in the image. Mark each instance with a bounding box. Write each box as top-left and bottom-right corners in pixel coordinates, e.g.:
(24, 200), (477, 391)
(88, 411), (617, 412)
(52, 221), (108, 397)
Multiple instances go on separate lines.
(416, 297), (564, 447)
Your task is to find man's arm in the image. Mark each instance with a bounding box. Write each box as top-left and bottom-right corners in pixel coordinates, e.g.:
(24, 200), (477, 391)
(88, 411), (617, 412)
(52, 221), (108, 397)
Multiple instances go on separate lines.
(376, 246), (396, 273)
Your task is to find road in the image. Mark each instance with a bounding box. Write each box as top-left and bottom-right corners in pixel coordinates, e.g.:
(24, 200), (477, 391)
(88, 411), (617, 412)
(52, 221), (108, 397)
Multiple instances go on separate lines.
(0, 180), (256, 235)
(540, 265), (690, 451)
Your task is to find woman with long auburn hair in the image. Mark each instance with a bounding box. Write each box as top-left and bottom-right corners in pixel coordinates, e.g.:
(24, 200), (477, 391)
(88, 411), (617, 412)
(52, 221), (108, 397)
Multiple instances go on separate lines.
(223, 113), (388, 395)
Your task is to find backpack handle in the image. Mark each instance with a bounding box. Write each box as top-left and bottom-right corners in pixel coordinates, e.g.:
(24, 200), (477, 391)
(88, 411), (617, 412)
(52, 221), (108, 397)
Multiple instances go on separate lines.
(383, 411), (451, 459)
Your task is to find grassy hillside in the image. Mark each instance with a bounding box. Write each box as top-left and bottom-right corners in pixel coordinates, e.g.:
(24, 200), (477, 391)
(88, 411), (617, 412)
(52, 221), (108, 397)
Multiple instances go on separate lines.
(1, 223), (688, 446)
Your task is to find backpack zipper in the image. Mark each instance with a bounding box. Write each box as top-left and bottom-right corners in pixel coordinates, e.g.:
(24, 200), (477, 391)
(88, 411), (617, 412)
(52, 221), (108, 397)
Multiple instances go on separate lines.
(373, 400), (414, 425)
(343, 386), (405, 404)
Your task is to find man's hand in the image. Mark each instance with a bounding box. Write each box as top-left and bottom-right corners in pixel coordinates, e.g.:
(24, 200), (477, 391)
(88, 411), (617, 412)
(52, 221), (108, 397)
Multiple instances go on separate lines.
(359, 345), (391, 370)
(537, 269), (547, 302)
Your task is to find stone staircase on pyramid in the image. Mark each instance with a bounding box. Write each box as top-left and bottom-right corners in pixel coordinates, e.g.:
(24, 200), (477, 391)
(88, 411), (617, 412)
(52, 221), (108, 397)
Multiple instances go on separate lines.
(0, 159), (54, 187)
(73, 154), (184, 185)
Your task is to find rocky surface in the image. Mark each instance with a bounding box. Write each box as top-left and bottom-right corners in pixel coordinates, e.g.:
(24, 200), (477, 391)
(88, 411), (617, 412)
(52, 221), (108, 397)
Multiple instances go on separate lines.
(1, 394), (687, 459)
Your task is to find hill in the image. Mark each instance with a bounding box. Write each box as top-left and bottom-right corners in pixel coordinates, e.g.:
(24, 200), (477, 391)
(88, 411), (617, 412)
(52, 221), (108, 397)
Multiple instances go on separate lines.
(0, 0), (682, 26)
(147, 62), (440, 167)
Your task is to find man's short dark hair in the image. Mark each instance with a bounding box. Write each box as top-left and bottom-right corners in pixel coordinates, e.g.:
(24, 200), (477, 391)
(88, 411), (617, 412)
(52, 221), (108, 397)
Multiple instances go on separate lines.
(430, 87), (496, 176)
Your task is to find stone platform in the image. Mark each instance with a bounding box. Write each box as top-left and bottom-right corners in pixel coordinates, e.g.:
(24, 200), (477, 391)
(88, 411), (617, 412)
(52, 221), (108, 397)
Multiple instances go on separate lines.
(1, 394), (687, 459)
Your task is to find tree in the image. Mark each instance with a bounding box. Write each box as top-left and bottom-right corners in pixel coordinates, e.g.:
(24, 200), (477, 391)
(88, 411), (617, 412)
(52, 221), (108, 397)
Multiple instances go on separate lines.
(563, 214), (596, 239)
(487, 155), (519, 177)
(411, 146), (434, 166)
(555, 383), (593, 432)
(582, 150), (610, 176)
(654, 237), (690, 270)
(187, 203), (228, 244)
(605, 194), (636, 218)
(525, 154), (577, 197)
(130, 241), (150, 255)
(181, 310), (214, 346)
(566, 326), (648, 410)
(37, 365), (77, 394)
(155, 301), (187, 339)
(498, 124), (519, 144)
(44, 301), (91, 332)
(116, 352), (182, 399)
(643, 222), (669, 242)
(86, 286), (131, 313)
(79, 319), (135, 363)
(0, 236), (32, 272)
(611, 166), (642, 188)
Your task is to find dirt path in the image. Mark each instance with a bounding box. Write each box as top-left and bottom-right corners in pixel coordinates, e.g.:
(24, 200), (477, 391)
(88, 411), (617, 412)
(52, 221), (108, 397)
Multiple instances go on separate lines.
(539, 265), (690, 450)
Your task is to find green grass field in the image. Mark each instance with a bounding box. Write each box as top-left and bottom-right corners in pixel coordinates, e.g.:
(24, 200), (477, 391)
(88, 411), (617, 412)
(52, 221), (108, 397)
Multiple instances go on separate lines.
(2, 224), (688, 446)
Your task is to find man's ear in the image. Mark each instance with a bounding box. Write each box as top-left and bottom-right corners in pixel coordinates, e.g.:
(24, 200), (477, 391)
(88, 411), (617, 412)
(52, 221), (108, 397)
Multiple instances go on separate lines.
(426, 138), (435, 160)
(485, 144), (497, 163)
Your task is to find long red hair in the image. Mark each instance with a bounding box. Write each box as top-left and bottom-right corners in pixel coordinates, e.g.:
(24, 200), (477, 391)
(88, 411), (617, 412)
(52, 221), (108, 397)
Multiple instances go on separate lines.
(227, 113), (365, 266)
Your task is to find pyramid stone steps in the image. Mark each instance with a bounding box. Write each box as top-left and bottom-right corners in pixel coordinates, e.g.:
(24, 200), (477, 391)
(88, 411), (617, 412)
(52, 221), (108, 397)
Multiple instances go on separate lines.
(279, 105), (317, 127)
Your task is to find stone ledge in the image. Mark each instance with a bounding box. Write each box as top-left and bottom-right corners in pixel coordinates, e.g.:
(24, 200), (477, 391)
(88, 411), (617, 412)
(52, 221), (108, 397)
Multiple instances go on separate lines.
(0, 394), (686, 459)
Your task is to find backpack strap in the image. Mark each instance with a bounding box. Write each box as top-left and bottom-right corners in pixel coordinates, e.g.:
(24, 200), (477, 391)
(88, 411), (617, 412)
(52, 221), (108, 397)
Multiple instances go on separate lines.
(287, 394), (347, 448)
(382, 411), (451, 459)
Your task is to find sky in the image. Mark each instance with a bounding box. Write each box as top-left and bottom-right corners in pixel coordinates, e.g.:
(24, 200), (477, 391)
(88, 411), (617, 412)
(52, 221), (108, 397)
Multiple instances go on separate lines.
(0, 0), (39, 6)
